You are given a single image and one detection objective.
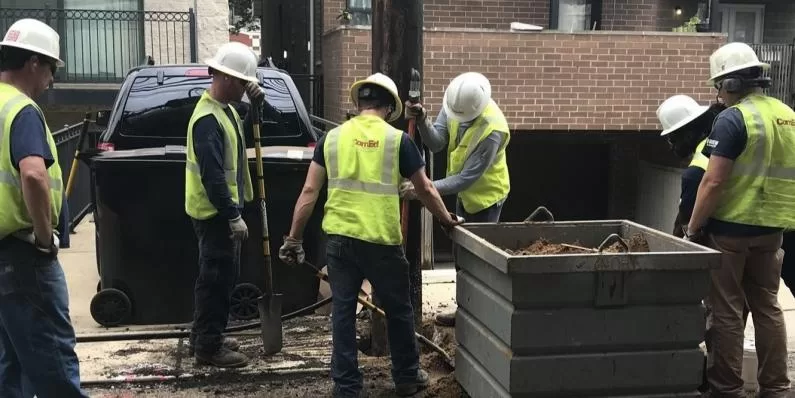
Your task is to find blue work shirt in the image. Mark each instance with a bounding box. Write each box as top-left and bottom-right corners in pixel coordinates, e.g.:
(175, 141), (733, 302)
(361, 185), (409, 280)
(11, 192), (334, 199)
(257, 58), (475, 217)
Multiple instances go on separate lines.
(9, 105), (70, 247)
(191, 106), (247, 220)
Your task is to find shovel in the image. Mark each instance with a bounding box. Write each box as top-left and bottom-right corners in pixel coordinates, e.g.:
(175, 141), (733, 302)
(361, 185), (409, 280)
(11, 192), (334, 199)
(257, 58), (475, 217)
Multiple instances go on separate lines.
(250, 89), (283, 355)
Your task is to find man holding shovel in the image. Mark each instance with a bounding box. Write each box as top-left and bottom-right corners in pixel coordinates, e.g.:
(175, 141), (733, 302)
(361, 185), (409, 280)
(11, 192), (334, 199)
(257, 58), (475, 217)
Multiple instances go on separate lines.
(278, 72), (460, 397)
(184, 41), (264, 368)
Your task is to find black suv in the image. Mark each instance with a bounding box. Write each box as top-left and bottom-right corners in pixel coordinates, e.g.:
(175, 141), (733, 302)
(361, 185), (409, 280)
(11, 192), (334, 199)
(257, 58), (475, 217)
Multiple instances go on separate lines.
(94, 64), (321, 151)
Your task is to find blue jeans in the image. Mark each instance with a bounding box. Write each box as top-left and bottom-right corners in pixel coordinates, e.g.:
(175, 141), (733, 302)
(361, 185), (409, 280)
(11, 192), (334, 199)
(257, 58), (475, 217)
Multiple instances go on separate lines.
(326, 234), (420, 396)
(189, 216), (241, 354)
(0, 238), (86, 398)
(455, 198), (504, 223)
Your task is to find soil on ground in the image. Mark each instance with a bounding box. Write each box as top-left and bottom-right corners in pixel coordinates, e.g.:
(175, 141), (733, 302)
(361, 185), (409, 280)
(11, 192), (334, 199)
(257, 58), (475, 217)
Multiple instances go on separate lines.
(505, 233), (650, 255)
(84, 315), (464, 397)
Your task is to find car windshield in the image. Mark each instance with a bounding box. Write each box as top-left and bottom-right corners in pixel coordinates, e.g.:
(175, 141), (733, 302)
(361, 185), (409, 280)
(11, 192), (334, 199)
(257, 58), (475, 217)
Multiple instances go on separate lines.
(117, 73), (307, 139)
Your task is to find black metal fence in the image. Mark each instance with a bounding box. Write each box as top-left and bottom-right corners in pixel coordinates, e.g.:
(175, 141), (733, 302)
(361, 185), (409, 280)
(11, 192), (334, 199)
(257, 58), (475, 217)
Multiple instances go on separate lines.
(751, 43), (795, 108)
(53, 118), (93, 231)
(0, 8), (197, 83)
(291, 73), (324, 119)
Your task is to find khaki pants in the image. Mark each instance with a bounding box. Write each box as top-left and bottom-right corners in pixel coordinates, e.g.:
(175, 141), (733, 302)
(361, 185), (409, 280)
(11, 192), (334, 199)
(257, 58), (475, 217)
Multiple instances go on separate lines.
(705, 232), (790, 397)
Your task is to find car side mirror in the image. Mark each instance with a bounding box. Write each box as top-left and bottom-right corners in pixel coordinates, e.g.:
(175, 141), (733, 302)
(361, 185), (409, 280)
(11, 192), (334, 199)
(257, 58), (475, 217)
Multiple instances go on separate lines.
(95, 110), (111, 127)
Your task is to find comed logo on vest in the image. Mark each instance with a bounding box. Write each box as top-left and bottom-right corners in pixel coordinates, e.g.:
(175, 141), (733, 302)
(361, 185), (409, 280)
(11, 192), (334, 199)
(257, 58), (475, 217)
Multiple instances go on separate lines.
(354, 138), (380, 150)
(776, 118), (795, 126)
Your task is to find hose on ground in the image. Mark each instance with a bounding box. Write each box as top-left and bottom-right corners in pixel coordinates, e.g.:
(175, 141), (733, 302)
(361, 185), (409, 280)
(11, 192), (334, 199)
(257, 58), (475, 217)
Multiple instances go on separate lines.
(76, 296), (332, 343)
(80, 367), (332, 388)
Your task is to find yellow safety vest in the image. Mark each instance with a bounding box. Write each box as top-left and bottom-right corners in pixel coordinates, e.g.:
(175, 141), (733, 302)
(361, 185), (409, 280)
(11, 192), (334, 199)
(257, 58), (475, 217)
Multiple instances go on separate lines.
(712, 94), (795, 228)
(322, 114), (402, 245)
(0, 82), (63, 240)
(447, 100), (511, 214)
(689, 139), (708, 170)
(185, 91), (253, 220)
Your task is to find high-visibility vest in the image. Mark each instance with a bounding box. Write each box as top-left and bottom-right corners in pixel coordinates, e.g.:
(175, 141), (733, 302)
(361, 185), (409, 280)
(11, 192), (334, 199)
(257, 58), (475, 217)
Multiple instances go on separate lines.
(689, 139), (709, 170)
(185, 91), (253, 220)
(0, 82), (63, 240)
(322, 114), (402, 245)
(447, 100), (510, 214)
(712, 94), (795, 228)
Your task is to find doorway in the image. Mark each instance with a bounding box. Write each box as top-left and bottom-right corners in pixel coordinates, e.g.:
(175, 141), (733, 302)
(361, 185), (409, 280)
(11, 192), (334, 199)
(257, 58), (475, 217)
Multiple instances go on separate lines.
(717, 3), (765, 44)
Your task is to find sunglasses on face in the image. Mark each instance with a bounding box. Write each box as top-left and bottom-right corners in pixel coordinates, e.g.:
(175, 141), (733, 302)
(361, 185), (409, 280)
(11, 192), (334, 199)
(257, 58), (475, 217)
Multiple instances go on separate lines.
(37, 57), (56, 75)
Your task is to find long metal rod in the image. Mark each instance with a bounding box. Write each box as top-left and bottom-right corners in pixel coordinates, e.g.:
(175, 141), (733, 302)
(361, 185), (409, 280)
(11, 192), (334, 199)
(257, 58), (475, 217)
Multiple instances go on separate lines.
(75, 297), (332, 343)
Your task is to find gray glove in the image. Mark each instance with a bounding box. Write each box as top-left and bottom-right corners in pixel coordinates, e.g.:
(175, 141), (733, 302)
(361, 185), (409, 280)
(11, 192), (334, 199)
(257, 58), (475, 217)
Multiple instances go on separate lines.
(228, 216), (249, 241)
(404, 101), (426, 120)
(12, 230), (59, 256)
(399, 180), (417, 200)
(245, 81), (265, 106)
(278, 236), (305, 266)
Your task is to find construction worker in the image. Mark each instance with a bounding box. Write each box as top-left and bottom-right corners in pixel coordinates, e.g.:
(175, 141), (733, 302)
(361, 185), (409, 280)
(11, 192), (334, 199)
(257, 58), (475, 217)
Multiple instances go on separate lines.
(686, 42), (795, 397)
(184, 41), (264, 368)
(278, 73), (461, 397)
(403, 71), (510, 327)
(0, 19), (87, 397)
(656, 95), (725, 238)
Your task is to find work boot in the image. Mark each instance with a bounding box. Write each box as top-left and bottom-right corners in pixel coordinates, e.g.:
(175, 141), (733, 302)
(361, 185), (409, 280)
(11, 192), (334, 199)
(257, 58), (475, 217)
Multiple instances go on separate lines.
(188, 336), (240, 356)
(395, 369), (429, 396)
(434, 309), (456, 327)
(195, 347), (249, 368)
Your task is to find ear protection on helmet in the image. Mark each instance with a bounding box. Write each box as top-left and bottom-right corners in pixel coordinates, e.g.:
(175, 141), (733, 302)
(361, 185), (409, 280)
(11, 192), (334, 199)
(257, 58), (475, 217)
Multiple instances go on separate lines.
(718, 71), (772, 93)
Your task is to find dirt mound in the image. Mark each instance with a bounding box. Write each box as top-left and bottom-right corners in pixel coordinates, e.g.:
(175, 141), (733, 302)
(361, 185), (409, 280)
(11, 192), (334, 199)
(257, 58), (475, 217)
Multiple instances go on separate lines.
(426, 373), (463, 397)
(506, 233), (650, 255)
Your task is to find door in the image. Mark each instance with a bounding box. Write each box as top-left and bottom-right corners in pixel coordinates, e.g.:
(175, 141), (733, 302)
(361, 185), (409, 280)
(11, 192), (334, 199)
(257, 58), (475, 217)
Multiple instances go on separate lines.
(718, 4), (764, 44)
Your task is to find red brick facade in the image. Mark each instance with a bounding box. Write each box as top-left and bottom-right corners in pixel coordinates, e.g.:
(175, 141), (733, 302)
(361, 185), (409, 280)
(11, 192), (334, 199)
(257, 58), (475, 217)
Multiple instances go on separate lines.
(322, 27), (726, 131)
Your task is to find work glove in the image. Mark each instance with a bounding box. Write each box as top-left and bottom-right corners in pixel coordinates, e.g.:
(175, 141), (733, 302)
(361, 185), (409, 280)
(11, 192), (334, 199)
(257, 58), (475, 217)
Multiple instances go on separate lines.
(440, 213), (464, 237)
(404, 101), (426, 121)
(245, 81), (265, 106)
(12, 230), (59, 256)
(683, 226), (706, 244)
(228, 216), (249, 241)
(278, 236), (305, 266)
(399, 180), (417, 200)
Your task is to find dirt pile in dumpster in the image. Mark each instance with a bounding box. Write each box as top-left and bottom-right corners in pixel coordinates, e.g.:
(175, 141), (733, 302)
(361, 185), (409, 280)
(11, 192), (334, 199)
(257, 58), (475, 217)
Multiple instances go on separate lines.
(506, 233), (650, 255)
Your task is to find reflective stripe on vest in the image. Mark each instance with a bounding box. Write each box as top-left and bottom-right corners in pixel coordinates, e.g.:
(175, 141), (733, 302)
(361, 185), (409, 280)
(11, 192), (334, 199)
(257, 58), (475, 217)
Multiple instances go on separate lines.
(184, 91), (254, 220)
(712, 94), (795, 228)
(689, 139), (708, 170)
(446, 100), (511, 214)
(321, 115), (402, 245)
(0, 83), (63, 240)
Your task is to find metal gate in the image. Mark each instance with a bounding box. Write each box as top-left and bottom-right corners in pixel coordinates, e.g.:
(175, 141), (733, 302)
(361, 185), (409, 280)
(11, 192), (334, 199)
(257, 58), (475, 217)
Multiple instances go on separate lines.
(752, 43), (794, 108)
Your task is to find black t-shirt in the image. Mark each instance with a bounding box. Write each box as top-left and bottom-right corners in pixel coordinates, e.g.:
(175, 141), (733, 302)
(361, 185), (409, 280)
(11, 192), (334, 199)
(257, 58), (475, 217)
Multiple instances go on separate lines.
(312, 131), (426, 179)
(701, 107), (781, 236)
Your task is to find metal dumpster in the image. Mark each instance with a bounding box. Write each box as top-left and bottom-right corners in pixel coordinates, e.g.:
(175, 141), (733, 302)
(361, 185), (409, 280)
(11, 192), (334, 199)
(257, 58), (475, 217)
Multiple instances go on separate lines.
(89, 145), (325, 327)
(451, 208), (721, 397)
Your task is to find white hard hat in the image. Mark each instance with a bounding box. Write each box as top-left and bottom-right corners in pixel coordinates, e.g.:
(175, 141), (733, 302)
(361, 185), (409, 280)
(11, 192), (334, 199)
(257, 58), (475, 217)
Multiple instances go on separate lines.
(0, 18), (64, 67)
(656, 95), (710, 136)
(349, 72), (403, 122)
(205, 42), (259, 83)
(707, 42), (769, 85)
(443, 72), (492, 122)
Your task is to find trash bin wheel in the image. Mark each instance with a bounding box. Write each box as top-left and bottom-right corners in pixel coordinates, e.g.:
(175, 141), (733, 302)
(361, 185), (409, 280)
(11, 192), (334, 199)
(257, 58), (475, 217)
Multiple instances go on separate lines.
(230, 283), (262, 321)
(90, 288), (132, 327)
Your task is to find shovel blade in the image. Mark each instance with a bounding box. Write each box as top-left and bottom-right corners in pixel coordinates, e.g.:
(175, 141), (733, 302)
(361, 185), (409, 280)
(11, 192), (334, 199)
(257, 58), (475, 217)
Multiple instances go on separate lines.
(258, 293), (283, 355)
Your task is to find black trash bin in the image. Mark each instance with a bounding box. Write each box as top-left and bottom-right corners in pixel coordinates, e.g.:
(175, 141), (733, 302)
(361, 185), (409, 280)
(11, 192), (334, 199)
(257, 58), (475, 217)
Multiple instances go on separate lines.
(89, 145), (325, 327)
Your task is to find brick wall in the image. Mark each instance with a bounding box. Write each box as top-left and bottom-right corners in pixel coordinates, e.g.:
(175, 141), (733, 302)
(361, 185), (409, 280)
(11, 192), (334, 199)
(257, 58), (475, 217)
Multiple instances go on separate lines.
(424, 0), (549, 30)
(322, 27), (726, 132)
(322, 0), (696, 34)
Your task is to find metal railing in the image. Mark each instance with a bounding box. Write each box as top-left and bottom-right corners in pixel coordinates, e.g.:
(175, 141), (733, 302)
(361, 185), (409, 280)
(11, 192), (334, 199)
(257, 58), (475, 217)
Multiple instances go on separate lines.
(0, 8), (197, 83)
(290, 73), (324, 119)
(53, 118), (94, 232)
(750, 43), (795, 107)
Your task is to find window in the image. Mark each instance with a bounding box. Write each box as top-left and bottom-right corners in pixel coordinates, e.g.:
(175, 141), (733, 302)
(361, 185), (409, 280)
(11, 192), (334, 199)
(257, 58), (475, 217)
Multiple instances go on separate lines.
(119, 75), (307, 139)
(348, 0), (371, 26)
(550, 0), (602, 31)
(716, 4), (764, 44)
